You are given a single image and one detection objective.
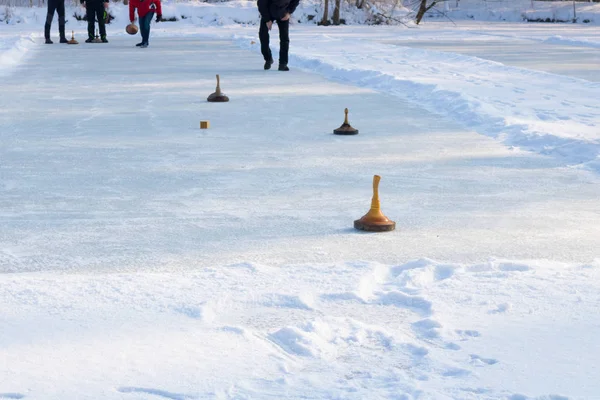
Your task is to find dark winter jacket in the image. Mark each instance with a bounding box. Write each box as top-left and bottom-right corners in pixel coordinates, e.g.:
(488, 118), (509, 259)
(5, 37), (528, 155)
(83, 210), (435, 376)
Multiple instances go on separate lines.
(257, 0), (299, 21)
(81, 0), (108, 5)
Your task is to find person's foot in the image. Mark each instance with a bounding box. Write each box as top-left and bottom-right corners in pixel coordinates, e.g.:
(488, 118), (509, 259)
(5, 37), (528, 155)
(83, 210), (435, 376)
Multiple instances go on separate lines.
(45, 38), (53, 44)
(135, 42), (144, 47)
(264, 58), (273, 70)
(85, 37), (94, 43)
(278, 64), (289, 71)
(140, 43), (148, 48)
(101, 36), (108, 43)
(59, 37), (68, 43)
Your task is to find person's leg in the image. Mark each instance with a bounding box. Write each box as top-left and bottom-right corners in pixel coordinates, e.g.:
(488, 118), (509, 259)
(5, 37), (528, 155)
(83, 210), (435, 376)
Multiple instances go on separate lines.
(97, 3), (107, 39)
(86, 4), (95, 40)
(139, 14), (148, 44)
(44, 0), (57, 43)
(57, 0), (66, 42)
(136, 16), (145, 46)
(143, 12), (154, 45)
(277, 19), (290, 67)
(258, 18), (272, 63)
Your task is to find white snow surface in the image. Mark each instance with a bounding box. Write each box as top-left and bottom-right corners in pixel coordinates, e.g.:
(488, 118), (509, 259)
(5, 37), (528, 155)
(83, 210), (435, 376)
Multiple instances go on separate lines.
(1, 3), (600, 399)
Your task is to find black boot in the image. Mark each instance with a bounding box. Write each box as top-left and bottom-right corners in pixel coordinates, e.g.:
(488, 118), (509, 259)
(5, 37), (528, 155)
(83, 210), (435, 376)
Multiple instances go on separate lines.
(44, 22), (52, 44)
(59, 16), (67, 43)
(278, 64), (289, 71)
(264, 58), (273, 70)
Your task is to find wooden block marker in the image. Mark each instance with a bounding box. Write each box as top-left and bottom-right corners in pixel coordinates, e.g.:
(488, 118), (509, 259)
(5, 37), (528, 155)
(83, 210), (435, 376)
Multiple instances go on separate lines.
(200, 121), (210, 129)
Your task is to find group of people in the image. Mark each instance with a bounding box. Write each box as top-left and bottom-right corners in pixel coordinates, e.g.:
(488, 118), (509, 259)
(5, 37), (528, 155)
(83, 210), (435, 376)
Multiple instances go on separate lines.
(45, 0), (299, 69)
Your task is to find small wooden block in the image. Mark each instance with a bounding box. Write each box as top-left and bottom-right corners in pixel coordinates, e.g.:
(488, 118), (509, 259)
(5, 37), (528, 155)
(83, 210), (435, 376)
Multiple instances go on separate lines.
(200, 121), (210, 129)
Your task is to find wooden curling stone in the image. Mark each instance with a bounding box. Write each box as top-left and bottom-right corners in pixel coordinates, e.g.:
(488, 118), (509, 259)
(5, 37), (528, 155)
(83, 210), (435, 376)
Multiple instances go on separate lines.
(67, 31), (78, 45)
(207, 74), (229, 103)
(354, 175), (395, 232)
(333, 108), (358, 135)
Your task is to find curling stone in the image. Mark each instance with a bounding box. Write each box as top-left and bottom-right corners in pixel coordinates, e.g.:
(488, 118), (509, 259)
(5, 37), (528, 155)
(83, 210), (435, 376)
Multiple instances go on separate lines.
(126, 23), (139, 35)
(354, 175), (395, 232)
(333, 108), (358, 135)
(92, 31), (102, 43)
(207, 74), (229, 103)
(67, 31), (78, 45)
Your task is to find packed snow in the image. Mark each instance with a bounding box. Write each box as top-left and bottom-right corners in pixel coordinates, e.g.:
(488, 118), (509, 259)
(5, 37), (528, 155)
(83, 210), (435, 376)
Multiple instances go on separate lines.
(1, 1), (599, 399)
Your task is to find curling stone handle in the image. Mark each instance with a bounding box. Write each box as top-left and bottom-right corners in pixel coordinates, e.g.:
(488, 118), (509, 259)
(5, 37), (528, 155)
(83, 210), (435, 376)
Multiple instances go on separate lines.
(371, 175), (381, 210)
(216, 74), (220, 88)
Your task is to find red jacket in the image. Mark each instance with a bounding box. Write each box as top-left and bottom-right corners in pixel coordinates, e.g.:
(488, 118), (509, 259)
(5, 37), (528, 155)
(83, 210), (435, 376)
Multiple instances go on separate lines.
(129, 0), (162, 21)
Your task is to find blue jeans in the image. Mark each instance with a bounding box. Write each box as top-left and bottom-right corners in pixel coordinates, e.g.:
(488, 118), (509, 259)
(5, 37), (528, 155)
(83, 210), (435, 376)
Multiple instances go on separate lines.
(140, 12), (154, 44)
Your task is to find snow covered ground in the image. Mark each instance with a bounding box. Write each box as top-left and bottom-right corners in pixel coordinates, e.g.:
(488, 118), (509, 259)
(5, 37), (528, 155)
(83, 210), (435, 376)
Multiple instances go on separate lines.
(1, 4), (599, 400)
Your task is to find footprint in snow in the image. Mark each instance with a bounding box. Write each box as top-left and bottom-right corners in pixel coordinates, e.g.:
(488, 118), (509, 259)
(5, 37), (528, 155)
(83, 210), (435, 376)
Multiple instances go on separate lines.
(488, 303), (511, 314)
(118, 387), (195, 400)
(442, 367), (471, 377)
(497, 262), (531, 272)
(509, 395), (569, 400)
(455, 329), (481, 340)
(470, 354), (499, 366)
(0, 394), (25, 399)
(412, 318), (441, 339)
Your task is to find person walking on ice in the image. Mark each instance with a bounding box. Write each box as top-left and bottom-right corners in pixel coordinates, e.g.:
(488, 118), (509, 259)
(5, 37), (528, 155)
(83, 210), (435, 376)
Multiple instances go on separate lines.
(81, 0), (109, 43)
(44, 0), (67, 44)
(129, 0), (162, 48)
(257, 0), (299, 71)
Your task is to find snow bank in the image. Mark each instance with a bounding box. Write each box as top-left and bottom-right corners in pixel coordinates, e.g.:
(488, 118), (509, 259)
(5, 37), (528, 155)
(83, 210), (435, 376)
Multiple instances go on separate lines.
(543, 34), (600, 49)
(0, 34), (37, 77)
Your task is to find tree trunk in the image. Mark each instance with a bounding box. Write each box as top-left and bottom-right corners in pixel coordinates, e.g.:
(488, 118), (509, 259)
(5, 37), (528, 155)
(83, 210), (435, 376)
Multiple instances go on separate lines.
(321, 0), (330, 25)
(415, 0), (437, 24)
(333, 0), (341, 25)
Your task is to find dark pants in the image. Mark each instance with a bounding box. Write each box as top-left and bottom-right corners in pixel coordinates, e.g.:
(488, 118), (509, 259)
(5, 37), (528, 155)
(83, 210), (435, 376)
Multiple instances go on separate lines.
(86, 2), (107, 39)
(139, 12), (154, 44)
(259, 18), (289, 66)
(45, 0), (66, 40)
